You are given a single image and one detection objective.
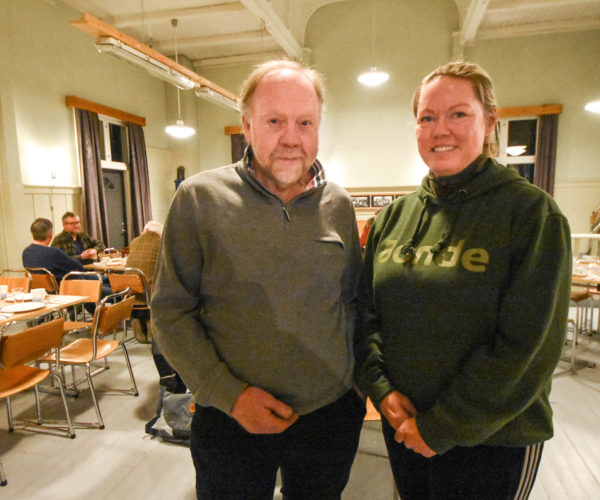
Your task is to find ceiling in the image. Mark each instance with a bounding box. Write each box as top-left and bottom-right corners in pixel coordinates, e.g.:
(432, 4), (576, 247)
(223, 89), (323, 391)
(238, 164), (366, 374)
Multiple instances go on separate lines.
(61, 0), (600, 70)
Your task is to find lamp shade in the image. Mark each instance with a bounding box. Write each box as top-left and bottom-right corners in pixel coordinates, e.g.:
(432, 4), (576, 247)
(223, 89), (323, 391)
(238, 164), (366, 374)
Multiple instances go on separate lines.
(358, 67), (389, 87)
(584, 100), (600, 114)
(165, 120), (195, 139)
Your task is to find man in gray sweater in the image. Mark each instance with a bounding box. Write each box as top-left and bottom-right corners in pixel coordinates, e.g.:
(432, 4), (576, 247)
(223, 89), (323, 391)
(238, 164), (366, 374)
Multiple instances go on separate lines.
(151, 59), (365, 499)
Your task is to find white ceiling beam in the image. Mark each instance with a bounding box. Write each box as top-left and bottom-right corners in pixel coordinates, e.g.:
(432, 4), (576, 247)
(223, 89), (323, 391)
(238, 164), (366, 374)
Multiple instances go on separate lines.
(158, 30), (267, 52)
(193, 50), (286, 69)
(488, 0), (598, 12)
(239, 0), (304, 60)
(111, 3), (247, 29)
(475, 18), (600, 39)
(460, 0), (491, 46)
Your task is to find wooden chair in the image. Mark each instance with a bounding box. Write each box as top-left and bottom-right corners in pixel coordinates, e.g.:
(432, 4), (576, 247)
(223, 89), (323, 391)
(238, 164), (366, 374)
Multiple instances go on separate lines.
(108, 267), (151, 343)
(38, 290), (137, 429)
(59, 271), (103, 336)
(25, 267), (59, 294)
(0, 317), (75, 438)
(0, 269), (31, 293)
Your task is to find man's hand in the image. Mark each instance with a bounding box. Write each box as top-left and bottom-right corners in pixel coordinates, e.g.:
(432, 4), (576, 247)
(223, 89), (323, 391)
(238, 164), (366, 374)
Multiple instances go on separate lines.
(395, 417), (437, 458)
(231, 386), (298, 434)
(380, 390), (417, 430)
(81, 248), (97, 260)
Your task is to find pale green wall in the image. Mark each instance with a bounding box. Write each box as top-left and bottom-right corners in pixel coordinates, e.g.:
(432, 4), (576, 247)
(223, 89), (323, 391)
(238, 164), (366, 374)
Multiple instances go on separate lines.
(1, 0), (599, 271)
(0, 0), (204, 267)
(303, 0), (600, 232)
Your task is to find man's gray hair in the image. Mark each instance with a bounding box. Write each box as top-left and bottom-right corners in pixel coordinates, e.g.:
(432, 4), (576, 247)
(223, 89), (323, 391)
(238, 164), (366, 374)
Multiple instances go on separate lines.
(239, 59), (326, 118)
(143, 220), (163, 237)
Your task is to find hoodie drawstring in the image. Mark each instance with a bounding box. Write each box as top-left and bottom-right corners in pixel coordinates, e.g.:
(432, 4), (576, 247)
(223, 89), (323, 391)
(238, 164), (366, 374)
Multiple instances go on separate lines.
(402, 189), (466, 259)
(401, 200), (429, 258)
(431, 189), (466, 256)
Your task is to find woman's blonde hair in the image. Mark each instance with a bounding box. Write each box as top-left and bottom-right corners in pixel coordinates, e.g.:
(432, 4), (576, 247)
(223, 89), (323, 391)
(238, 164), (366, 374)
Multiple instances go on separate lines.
(239, 59), (326, 118)
(412, 61), (499, 157)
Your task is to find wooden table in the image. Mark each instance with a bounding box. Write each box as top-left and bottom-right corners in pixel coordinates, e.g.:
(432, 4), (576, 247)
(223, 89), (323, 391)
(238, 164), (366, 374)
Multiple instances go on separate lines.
(0, 295), (88, 329)
(84, 258), (127, 273)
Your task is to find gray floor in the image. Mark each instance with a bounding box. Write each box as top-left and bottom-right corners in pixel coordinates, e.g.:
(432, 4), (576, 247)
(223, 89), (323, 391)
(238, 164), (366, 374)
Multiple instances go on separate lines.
(0, 329), (599, 499)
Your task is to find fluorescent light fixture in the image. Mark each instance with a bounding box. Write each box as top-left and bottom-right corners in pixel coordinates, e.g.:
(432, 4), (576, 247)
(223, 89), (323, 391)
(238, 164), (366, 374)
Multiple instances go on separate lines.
(584, 100), (600, 114)
(506, 145), (527, 156)
(195, 86), (240, 112)
(165, 119), (196, 139)
(95, 37), (197, 91)
(358, 67), (390, 87)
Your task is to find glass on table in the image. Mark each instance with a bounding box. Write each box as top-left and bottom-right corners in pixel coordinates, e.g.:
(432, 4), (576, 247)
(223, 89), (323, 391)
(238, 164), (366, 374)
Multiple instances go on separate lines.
(13, 287), (25, 302)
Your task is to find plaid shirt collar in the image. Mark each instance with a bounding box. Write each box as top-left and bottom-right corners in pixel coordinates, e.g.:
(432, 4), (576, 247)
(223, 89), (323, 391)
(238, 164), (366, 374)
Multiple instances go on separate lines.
(244, 146), (326, 193)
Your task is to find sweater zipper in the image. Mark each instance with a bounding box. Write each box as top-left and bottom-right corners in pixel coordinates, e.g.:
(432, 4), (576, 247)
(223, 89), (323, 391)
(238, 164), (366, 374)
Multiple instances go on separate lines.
(282, 206), (291, 222)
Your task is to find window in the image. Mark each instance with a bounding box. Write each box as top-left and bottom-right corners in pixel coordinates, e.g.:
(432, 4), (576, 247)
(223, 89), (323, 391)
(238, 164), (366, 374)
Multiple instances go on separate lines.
(497, 117), (538, 183)
(97, 115), (132, 247)
(98, 116), (129, 169)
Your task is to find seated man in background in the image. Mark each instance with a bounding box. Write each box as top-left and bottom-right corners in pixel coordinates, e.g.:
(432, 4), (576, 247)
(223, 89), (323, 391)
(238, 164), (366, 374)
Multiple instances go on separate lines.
(127, 220), (184, 391)
(51, 211), (105, 264)
(23, 217), (86, 283)
(25, 217), (112, 299)
(125, 220), (163, 290)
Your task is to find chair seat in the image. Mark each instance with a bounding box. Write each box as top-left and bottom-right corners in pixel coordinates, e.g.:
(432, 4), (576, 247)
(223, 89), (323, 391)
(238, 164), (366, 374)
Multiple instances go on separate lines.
(63, 320), (93, 333)
(0, 366), (50, 398)
(40, 338), (119, 365)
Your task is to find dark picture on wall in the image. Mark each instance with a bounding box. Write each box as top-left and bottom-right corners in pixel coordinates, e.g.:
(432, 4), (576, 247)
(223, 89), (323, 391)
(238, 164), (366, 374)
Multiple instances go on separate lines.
(371, 194), (394, 207)
(350, 195), (370, 208)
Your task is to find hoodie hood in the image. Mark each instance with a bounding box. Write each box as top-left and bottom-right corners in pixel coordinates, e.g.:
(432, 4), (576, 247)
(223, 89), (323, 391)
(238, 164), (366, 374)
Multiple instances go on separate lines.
(400, 156), (527, 257)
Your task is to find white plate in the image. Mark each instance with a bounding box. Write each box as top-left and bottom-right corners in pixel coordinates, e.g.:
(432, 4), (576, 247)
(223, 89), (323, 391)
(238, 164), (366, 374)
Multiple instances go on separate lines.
(6, 293), (32, 302)
(1, 302), (45, 313)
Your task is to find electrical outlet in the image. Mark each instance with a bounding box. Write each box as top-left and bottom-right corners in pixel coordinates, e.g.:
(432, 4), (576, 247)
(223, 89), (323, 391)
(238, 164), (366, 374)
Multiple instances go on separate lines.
(51, 170), (57, 179)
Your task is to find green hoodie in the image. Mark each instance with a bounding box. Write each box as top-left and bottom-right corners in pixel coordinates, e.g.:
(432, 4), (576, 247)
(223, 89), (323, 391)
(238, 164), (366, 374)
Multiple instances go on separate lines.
(356, 157), (571, 454)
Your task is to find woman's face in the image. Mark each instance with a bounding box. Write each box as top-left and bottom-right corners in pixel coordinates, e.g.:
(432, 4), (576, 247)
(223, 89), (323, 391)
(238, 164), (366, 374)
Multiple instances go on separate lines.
(415, 76), (496, 177)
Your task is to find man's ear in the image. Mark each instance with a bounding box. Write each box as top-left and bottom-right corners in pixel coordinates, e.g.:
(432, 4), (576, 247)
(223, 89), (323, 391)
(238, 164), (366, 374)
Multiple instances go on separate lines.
(241, 115), (252, 144)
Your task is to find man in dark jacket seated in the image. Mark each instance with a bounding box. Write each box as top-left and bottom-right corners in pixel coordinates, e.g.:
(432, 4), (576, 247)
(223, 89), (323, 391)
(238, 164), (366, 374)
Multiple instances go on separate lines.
(23, 218), (112, 300)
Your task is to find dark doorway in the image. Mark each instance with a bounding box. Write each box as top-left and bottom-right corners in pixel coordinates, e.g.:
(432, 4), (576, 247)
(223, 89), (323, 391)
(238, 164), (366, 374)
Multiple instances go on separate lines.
(103, 170), (128, 249)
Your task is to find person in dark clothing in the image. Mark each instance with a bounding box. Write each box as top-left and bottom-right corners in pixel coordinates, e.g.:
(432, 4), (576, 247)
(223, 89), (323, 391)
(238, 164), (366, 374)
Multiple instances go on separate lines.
(51, 211), (105, 265)
(355, 61), (571, 500)
(23, 218), (86, 283)
(23, 218), (112, 298)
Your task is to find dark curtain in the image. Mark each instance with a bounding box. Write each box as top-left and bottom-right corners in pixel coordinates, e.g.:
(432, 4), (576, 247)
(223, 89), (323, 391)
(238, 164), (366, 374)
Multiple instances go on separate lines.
(534, 114), (559, 195)
(128, 123), (152, 237)
(77, 109), (109, 243)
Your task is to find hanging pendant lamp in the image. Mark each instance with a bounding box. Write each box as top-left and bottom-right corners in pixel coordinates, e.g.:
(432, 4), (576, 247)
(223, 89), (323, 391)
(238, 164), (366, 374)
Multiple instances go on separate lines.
(358, 0), (389, 87)
(584, 100), (600, 114)
(165, 19), (195, 139)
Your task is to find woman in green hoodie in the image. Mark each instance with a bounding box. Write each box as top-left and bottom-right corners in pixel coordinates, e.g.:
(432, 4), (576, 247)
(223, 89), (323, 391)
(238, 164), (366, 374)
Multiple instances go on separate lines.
(356, 61), (571, 499)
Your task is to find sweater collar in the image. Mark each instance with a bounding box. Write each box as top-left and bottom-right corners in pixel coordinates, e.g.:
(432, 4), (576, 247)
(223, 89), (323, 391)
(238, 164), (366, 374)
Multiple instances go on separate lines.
(244, 146), (326, 192)
(428, 154), (488, 200)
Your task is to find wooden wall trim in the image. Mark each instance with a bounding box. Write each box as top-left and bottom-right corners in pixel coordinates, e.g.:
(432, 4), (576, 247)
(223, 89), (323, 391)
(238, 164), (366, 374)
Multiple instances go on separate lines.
(497, 104), (562, 118)
(65, 95), (146, 126)
(225, 125), (242, 135)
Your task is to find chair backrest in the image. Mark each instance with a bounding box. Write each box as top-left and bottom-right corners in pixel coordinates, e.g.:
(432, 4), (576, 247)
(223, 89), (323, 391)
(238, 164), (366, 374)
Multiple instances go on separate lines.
(0, 275), (31, 293)
(91, 292), (135, 338)
(59, 271), (102, 303)
(26, 267), (59, 294)
(0, 317), (65, 367)
(108, 268), (150, 305)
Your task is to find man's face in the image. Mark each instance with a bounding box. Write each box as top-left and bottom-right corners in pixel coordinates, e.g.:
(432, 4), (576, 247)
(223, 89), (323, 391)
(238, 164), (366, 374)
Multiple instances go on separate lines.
(242, 69), (320, 199)
(63, 216), (81, 237)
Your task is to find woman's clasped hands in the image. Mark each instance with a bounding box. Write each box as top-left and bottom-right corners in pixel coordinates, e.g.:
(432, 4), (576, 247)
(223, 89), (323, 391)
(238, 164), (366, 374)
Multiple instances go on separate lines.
(380, 390), (437, 458)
